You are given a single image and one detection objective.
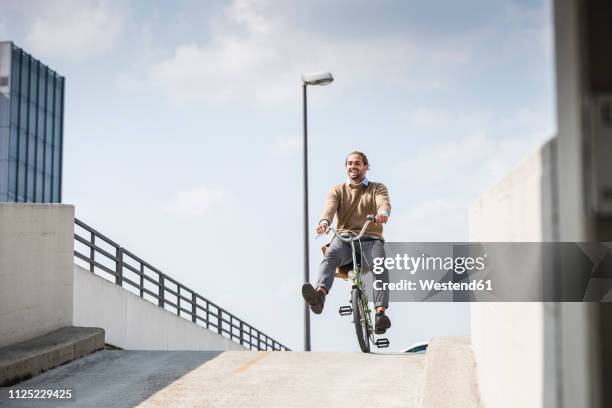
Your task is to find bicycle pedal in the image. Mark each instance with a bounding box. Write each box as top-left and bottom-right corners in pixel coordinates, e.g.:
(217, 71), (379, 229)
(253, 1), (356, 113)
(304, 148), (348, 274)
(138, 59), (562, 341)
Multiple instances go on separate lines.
(338, 306), (352, 316)
(375, 338), (390, 348)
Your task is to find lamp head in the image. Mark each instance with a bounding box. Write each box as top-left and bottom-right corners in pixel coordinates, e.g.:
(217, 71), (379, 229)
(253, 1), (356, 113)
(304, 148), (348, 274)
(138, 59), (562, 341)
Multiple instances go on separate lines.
(301, 71), (334, 86)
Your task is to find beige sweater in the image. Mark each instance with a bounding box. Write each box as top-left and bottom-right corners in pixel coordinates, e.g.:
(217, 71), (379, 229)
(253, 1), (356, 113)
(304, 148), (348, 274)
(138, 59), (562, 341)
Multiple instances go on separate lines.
(319, 181), (391, 239)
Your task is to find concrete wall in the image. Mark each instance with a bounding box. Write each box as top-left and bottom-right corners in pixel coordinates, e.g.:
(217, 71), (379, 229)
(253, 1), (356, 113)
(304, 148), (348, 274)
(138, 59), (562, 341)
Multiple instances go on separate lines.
(0, 204), (74, 348)
(468, 140), (558, 408)
(73, 265), (245, 351)
(469, 139), (556, 242)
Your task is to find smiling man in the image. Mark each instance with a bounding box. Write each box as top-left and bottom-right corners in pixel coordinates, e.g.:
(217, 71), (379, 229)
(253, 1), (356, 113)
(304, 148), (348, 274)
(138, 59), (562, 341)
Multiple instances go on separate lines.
(302, 151), (392, 334)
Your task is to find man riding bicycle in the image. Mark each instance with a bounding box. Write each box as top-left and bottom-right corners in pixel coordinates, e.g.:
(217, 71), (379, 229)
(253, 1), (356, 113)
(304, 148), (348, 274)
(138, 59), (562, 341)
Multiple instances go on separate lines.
(302, 151), (392, 334)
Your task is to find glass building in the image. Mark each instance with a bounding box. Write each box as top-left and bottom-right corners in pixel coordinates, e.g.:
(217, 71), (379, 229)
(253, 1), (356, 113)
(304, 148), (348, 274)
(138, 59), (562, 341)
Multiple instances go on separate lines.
(0, 41), (64, 203)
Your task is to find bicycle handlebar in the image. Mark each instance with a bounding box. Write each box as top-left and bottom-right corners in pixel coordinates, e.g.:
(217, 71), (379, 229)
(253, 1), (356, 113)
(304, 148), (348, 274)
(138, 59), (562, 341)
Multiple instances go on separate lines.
(325, 214), (375, 242)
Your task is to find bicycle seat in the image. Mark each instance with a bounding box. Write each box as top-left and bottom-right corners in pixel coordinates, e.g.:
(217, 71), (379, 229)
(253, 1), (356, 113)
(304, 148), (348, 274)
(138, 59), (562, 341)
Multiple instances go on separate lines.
(335, 263), (353, 280)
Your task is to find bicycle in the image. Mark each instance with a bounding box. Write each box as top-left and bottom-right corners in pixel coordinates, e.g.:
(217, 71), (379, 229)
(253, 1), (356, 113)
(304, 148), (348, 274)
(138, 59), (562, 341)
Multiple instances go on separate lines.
(322, 214), (390, 352)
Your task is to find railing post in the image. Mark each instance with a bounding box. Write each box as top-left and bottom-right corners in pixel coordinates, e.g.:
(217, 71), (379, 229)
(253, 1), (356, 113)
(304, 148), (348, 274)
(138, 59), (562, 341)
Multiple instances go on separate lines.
(177, 286), (181, 316)
(192, 292), (197, 323)
(158, 274), (165, 308)
(230, 316), (234, 339)
(139, 263), (144, 298)
(217, 308), (223, 335)
(205, 302), (210, 329)
(257, 332), (261, 351)
(89, 231), (95, 273)
(240, 321), (244, 346)
(116, 247), (123, 286)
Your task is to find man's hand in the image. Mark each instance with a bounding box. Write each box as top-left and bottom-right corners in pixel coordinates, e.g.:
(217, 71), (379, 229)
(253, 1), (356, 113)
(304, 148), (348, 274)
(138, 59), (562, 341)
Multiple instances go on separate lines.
(316, 221), (329, 235)
(375, 214), (389, 224)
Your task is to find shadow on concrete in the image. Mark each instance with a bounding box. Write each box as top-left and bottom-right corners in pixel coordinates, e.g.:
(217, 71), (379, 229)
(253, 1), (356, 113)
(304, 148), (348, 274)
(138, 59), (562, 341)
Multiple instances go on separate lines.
(0, 350), (222, 408)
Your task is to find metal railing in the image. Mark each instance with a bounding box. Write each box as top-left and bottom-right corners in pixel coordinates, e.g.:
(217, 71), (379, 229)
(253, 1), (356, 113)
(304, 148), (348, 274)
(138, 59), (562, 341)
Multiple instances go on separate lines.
(73, 218), (290, 351)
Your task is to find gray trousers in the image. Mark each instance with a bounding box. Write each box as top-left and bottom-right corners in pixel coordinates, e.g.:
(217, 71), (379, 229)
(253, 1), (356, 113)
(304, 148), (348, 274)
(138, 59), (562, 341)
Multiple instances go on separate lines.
(316, 236), (389, 309)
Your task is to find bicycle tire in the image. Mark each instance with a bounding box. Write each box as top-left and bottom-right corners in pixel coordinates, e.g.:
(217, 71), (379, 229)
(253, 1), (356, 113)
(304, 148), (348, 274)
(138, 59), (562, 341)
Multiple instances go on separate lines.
(351, 287), (370, 353)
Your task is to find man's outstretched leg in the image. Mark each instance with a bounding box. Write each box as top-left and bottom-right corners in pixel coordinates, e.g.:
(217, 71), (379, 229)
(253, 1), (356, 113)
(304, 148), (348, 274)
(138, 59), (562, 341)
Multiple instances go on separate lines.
(302, 237), (352, 314)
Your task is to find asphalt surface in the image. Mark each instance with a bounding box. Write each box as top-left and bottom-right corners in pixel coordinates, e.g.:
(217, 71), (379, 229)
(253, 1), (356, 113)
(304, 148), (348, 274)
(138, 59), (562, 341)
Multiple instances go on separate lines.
(0, 350), (221, 408)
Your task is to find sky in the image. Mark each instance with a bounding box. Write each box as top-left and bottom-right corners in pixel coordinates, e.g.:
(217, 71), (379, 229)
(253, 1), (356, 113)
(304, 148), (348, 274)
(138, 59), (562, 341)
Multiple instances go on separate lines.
(1, 0), (557, 351)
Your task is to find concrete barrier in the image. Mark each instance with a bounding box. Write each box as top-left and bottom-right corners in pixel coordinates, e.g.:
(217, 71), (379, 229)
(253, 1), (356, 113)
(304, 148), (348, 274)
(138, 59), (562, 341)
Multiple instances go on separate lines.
(73, 264), (246, 351)
(469, 139), (568, 408)
(0, 204), (74, 348)
(468, 140), (558, 408)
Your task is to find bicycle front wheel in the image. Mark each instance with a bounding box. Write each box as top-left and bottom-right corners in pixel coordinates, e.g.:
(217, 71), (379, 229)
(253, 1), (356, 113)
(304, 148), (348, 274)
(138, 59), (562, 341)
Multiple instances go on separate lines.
(351, 287), (370, 353)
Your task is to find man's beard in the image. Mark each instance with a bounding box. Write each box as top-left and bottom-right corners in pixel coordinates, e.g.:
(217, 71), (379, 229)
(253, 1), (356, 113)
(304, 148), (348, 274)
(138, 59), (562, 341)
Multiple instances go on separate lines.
(349, 170), (362, 179)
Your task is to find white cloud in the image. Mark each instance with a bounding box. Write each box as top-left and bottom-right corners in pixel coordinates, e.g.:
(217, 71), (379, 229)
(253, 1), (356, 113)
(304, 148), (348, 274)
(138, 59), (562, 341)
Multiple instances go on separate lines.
(105, 0), (552, 108)
(148, 33), (470, 105)
(143, 0), (477, 106)
(164, 186), (225, 221)
(502, 1), (553, 54)
(404, 107), (488, 131)
(397, 105), (553, 197)
(271, 136), (300, 155)
(400, 130), (544, 193)
(24, 0), (123, 61)
(224, 0), (271, 35)
(149, 40), (277, 104)
(385, 199), (468, 241)
(389, 107), (553, 242)
(0, 18), (6, 40)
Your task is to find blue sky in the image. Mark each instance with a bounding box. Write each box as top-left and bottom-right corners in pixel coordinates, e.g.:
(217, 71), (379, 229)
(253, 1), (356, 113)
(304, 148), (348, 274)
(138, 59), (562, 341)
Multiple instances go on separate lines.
(2, 0), (556, 351)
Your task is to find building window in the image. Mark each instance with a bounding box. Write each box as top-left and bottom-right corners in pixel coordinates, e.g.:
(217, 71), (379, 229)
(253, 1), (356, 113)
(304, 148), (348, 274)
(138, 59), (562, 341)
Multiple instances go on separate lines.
(10, 91), (19, 125)
(38, 66), (46, 109)
(4, 45), (64, 204)
(29, 60), (37, 101)
(11, 48), (20, 93)
(20, 54), (28, 96)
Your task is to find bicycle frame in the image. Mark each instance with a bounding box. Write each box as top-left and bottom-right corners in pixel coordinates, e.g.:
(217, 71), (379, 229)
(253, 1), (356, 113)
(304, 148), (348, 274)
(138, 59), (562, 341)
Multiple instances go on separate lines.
(348, 239), (374, 343)
(326, 215), (376, 348)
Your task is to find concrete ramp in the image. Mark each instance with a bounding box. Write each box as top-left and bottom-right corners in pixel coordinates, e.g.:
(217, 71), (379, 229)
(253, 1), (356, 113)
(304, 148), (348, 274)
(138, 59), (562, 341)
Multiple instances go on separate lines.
(0, 338), (480, 407)
(137, 351), (425, 408)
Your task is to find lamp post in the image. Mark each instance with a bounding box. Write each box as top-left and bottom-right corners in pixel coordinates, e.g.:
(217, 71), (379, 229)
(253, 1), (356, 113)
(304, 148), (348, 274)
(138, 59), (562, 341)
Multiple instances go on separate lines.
(301, 71), (334, 351)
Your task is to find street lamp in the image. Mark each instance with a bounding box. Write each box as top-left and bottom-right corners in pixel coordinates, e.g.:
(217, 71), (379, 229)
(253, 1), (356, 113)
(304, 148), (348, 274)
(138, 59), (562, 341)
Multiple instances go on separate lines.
(301, 71), (334, 352)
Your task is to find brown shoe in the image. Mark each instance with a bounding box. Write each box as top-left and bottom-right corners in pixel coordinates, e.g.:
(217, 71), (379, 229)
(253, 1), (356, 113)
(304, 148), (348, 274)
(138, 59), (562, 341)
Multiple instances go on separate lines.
(375, 311), (391, 334)
(302, 283), (326, 314)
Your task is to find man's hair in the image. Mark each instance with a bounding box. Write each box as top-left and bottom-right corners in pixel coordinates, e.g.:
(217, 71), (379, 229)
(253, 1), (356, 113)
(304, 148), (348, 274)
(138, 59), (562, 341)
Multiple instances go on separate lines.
(345, 151), (369, 167)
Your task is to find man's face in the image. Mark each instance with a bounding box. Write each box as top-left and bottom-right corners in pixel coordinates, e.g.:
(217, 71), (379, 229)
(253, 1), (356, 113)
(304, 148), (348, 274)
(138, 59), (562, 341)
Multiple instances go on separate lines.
(346, 154), (368, 182)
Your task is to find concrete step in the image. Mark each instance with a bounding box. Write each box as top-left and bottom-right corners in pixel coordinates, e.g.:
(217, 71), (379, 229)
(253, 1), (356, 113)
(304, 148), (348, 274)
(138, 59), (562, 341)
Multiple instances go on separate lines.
(0, 326), (104, 386)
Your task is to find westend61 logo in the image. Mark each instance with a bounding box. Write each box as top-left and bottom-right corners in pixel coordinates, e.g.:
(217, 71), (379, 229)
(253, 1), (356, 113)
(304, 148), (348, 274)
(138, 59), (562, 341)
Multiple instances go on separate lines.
(374, 242), (612, 302)
(371, 253), (487, 275)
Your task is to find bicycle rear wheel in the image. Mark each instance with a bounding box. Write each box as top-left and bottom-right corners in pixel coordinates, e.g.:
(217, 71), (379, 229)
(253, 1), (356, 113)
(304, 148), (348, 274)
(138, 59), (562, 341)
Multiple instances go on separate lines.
(351, 287), (370, 353)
